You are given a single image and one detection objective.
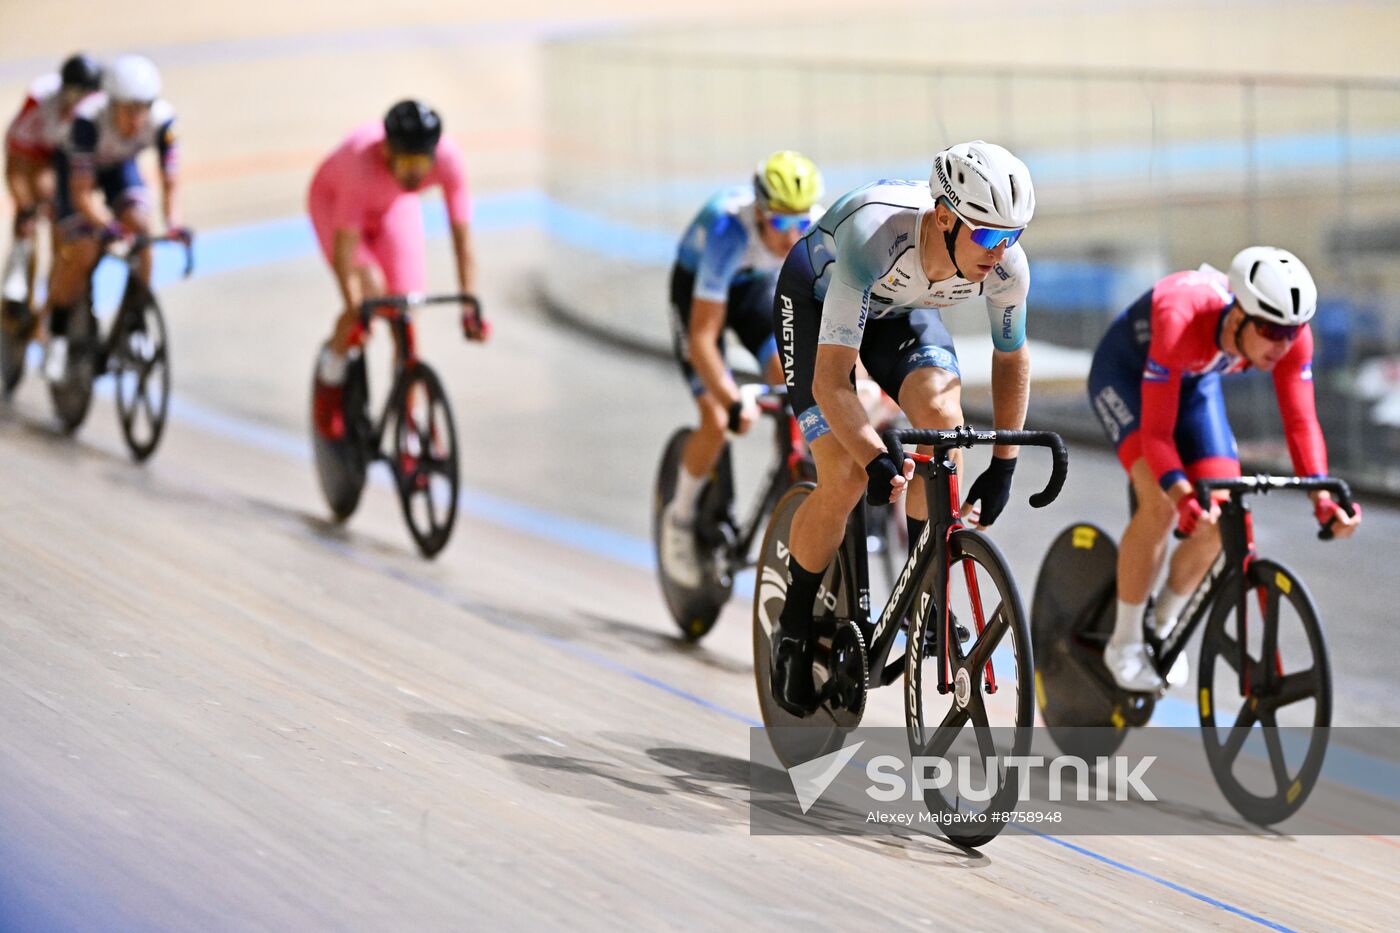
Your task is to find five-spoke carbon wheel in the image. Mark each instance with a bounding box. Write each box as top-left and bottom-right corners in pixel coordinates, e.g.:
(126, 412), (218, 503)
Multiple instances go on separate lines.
(392, 362), (460, 559)
(1199, 558), (1331, 826)
(113, 298), (171, 462)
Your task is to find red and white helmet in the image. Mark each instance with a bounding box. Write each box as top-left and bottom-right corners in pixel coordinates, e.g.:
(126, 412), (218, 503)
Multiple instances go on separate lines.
(930, 140), (1035, 228)
(1228, 246), (1317, 325)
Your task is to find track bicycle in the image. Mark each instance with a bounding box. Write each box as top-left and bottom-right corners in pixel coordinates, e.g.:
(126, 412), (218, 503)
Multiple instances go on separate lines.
(310, 292), (476, 559)
(2, 230), (193, 462)
(753, 425), (1068, 846)
(1032, 474), (1355, 825)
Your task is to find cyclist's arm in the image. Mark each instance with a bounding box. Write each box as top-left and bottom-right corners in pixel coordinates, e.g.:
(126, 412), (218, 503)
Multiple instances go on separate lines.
(688, 297), (740, 407)
(450, 220), (476, 296)
(66, 118), (112, 229)
(989, 346), (1029, 459)
(984, 248), (1030, 458)
(813, 342), (884, 464)
(435, 140), (476, 297)
(154, 116), (181, 230)
(1271, 327), (1336, 515)
(688, 214), (749, 407)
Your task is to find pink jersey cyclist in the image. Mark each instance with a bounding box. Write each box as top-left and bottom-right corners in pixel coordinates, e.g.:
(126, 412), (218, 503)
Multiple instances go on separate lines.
(308, 120), (470, 295)
(309, 100), (484, 442)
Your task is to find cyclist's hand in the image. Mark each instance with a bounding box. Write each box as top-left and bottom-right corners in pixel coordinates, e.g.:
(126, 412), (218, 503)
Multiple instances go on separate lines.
(460, 295), (489, 342)
(167, 225), (194, 245)
(1315, 496), (1361, 540)
(960, 456), (1017, 528)
(727, 398), (759, 435)
(865, 452), (915, 506)
(1174, 494), (1219, 537)
(100, 221), (126, 245)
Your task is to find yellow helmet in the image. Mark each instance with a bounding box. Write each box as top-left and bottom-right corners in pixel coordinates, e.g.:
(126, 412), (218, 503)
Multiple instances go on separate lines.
(753, 150), (824, 213)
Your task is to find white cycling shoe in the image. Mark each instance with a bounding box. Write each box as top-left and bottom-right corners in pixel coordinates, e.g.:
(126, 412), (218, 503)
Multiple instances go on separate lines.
(1103, 641), (1164, 693)
(660, 504), (703, 589)
(43, 337), (69, 383)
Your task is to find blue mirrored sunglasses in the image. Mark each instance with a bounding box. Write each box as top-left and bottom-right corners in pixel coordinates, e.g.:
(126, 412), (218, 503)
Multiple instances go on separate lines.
(767, 213), (813, 233)
(967, 224), (1024, 250)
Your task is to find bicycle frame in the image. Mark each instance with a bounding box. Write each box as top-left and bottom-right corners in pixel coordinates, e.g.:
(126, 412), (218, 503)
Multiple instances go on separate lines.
(90, 234), (192, 372)
(1152, 475), (1353, 698)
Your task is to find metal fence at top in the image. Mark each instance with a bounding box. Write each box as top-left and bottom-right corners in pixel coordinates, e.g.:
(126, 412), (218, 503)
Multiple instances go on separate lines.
(541, 36), (1400, 491)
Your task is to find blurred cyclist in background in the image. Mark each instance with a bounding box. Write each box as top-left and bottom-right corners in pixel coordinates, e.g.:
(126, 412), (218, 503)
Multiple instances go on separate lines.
(43, 53), (185, 381)
(2, 53), (103, 319)
(659, 150), (825, 586)
(1088, 247), (1362, 692)
(309, 100), (482, 441)
(767, 141), (1037, 715)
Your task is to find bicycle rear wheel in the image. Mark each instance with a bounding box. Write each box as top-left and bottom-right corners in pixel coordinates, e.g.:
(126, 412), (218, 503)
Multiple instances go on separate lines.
(651, 428), (734, 641)
(113, 295), (170, 462)
(392, 361), (459, 559)
(0, 299), (29, 395)
(310, 351), (369, 521)
(48, 301), (98, 433)
(1031, 523), (1149, 759)
(1199, 558), (1331, 826)
(906, 528), (1033, 848)
(752, 484), (866, 769)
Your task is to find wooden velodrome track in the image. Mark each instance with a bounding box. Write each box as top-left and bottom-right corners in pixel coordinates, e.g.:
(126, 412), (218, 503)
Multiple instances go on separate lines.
(2, 4), (1397, 930)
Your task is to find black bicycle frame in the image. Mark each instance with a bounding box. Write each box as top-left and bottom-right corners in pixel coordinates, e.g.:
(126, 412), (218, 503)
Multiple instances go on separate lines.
(1152, 475), (1353, 696)
(91, 234), (192, 372)
(847, 426), (1068, 693)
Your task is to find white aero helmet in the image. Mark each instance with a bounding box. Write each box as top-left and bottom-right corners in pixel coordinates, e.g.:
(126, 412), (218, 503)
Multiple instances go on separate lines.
(105, 54), (161, 104)
(1227, 246), (1317, 325)
(930, 140), (1036, 228)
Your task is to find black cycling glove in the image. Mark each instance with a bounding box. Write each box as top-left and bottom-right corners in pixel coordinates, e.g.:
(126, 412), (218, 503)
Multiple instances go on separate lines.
(964, 456), (1017, 526)
(865, 452), (902, 506)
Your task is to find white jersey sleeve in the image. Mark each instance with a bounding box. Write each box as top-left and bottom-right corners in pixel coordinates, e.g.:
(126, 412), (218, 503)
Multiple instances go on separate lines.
(982, 243), (1030, 351)
(816, 201), (917, 349)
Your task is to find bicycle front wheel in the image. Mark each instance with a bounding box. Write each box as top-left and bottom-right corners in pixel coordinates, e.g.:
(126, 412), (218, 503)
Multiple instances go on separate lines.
(113, 296), (170, 462)
(906, 528), (1033, 848)
(1199, 558), (1331, 826)
(392, 361), (460, 559)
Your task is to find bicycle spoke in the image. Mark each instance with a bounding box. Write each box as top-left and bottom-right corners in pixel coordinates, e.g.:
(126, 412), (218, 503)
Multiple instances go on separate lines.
(965, 608), (1008, 675)
(1272, 669), (1319, 709)
(1220, 699), (1259, 765)
(922, 704), (970, 759)
(1260, 710), (1292, 796)
(967, 694), (998, 768)
(1215, 631), (1248, 675)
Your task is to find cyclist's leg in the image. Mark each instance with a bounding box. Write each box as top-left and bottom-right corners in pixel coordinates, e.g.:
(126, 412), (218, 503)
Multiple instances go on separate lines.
(3, 147), (44, 306)
(1088, 339), (1168, 687)
(864, 309), (962, 547)
(309, 197), (382, 356)
(1160, 373), (1238, 618)
(667, 263), (728, 522)
(369, 195), (426, 361)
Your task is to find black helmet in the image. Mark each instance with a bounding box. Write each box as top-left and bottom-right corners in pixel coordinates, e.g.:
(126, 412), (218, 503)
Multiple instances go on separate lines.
(60, 53), (103, 92)
(383, 100), (442, 155)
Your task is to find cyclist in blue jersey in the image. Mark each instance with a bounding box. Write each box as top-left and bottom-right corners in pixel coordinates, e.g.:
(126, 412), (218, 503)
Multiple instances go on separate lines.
(660, 150), (824, 587)
(766, 141), (1037, 716)
(42, 54), (187, 381)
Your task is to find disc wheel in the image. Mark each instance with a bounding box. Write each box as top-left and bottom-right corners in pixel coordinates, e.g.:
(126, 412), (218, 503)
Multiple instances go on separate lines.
(1031, 523), (1151, 760)
(752, 484), (865, 769)
(1199, 559), (1331, 826)
(0, 299), (30, 395)
(906, 528), (1033, 848)
(310, 351), (370, 521)
(392, 362), (460, 559)
(48, 301), (98, 433)
(651, 428), (734, 641)
(112, 297), (170, 462)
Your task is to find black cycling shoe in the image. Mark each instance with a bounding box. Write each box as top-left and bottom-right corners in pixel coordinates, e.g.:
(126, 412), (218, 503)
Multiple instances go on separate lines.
(770, 631), (818, 717)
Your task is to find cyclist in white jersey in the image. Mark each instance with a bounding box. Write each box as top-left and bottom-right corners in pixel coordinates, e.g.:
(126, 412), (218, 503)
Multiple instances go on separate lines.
(42, 54), (185, 381)
(660, 151), (824, 587)
(767, 140), (1037, 715)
